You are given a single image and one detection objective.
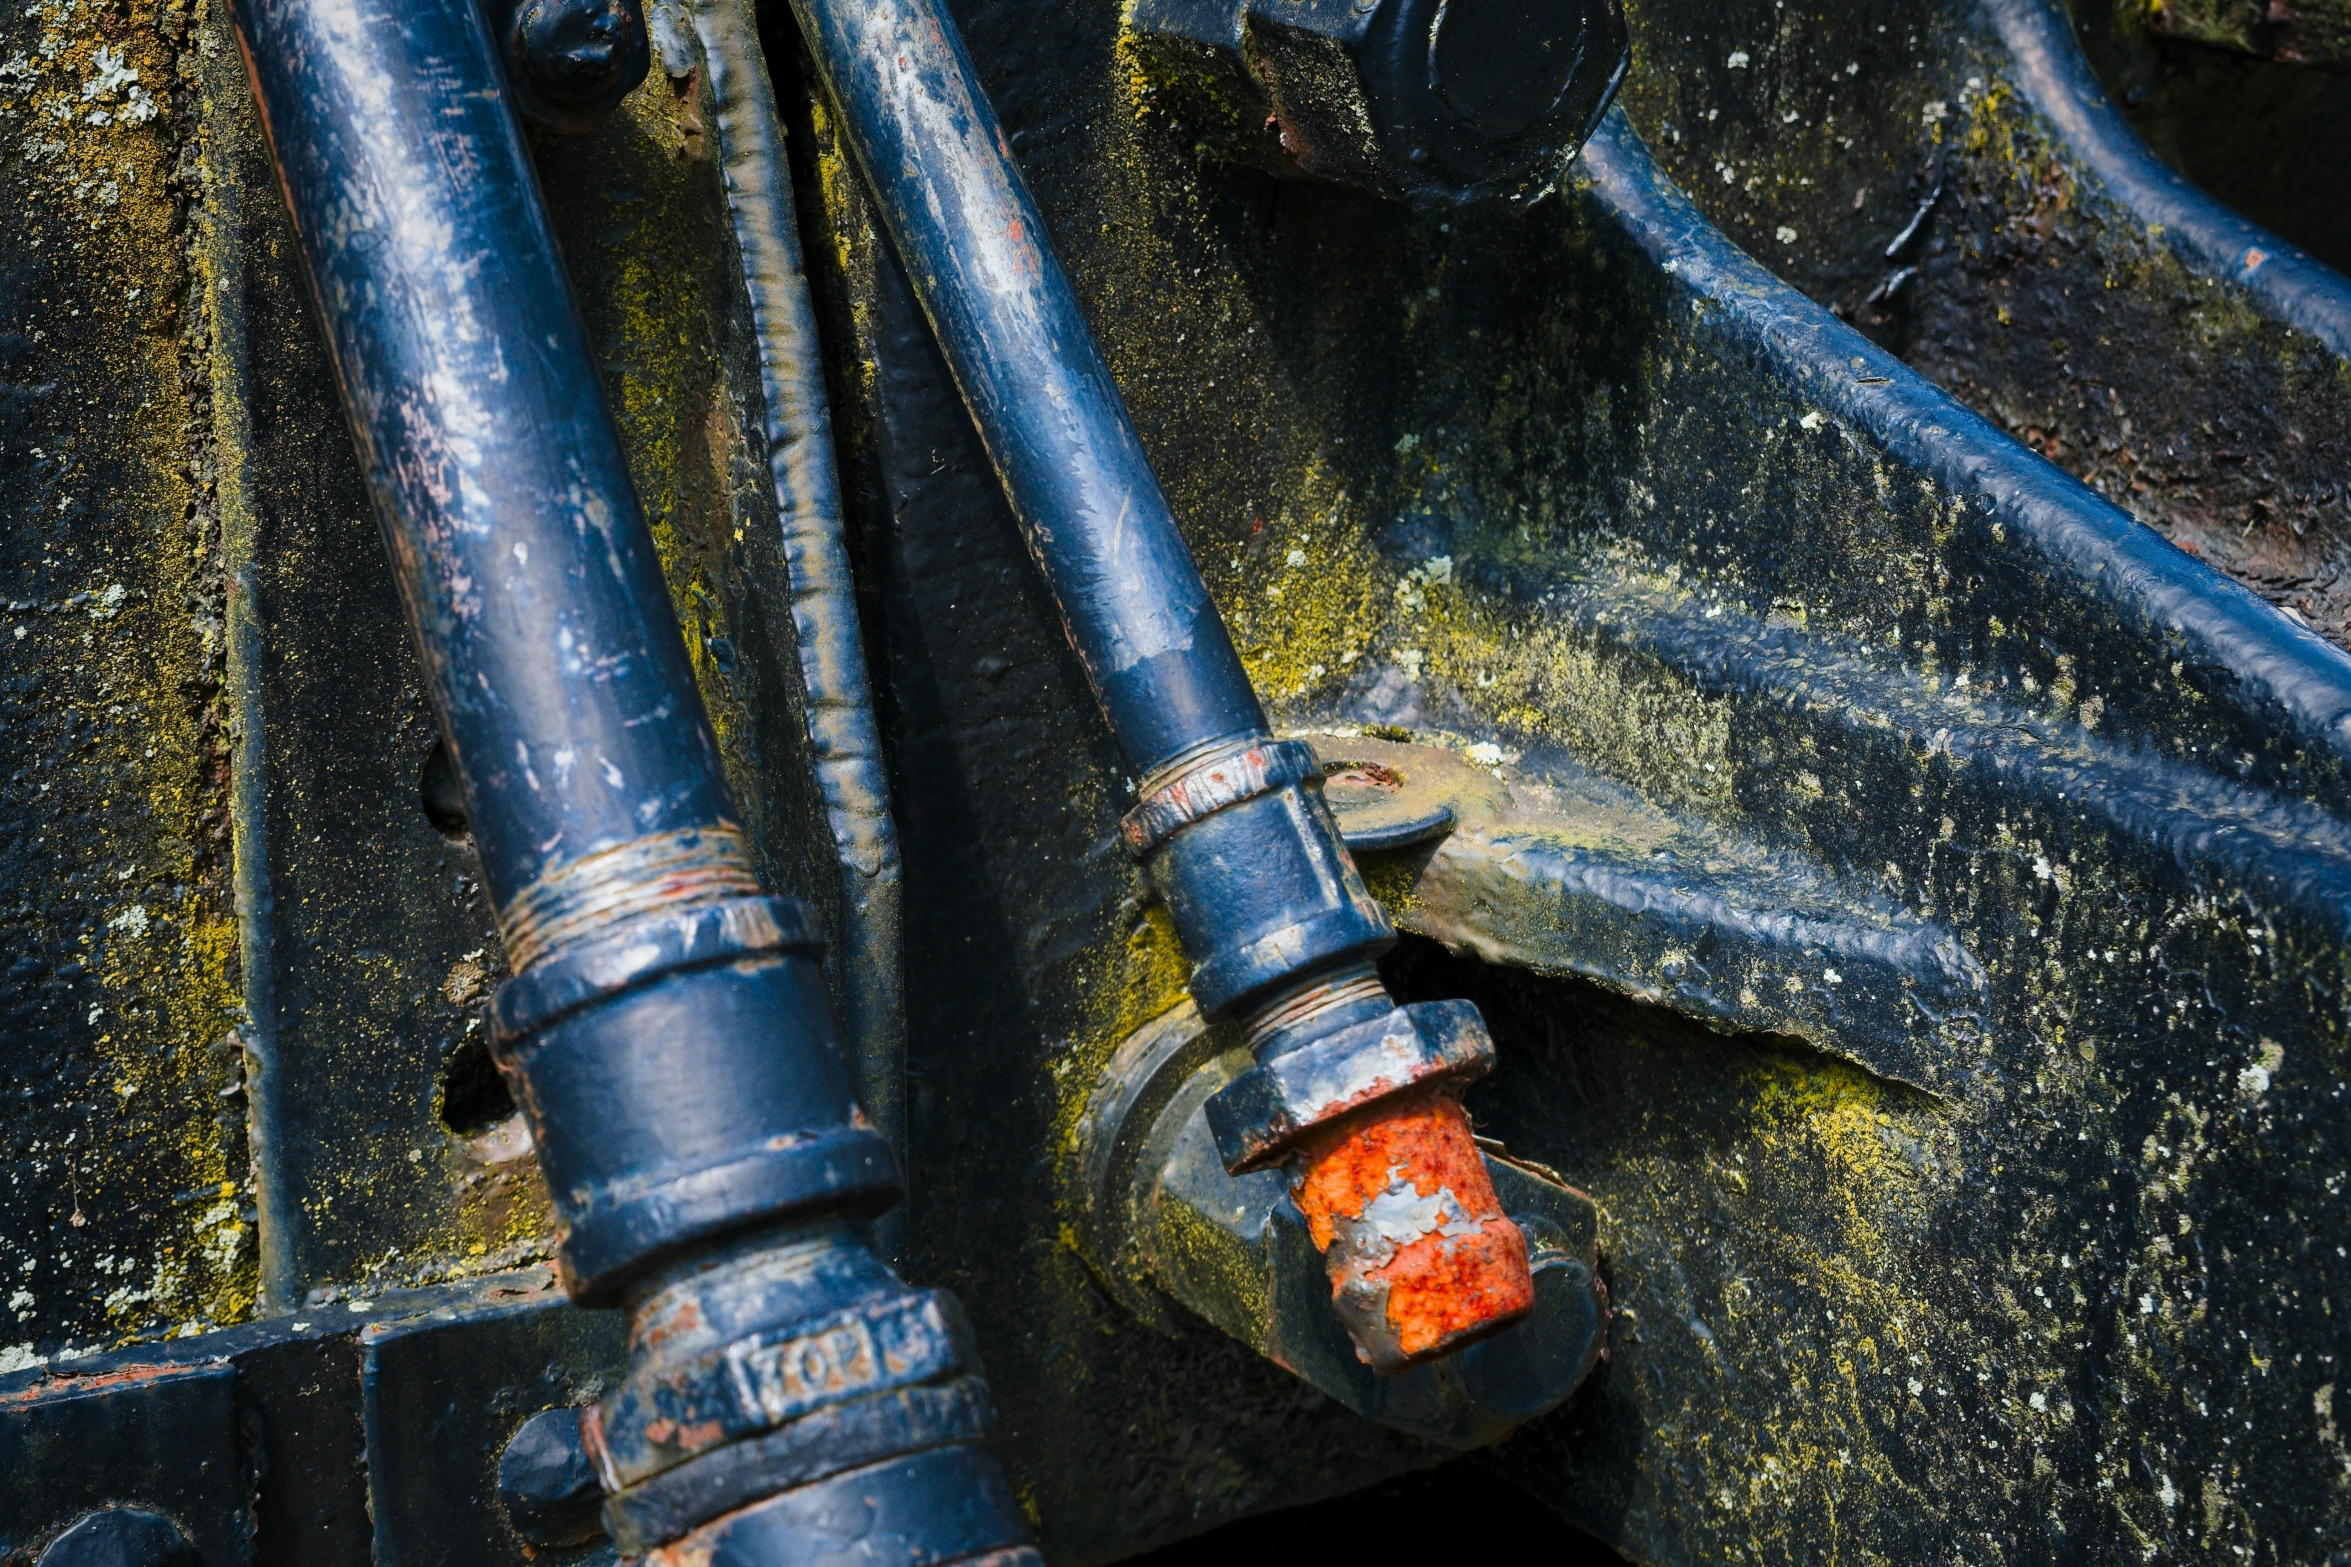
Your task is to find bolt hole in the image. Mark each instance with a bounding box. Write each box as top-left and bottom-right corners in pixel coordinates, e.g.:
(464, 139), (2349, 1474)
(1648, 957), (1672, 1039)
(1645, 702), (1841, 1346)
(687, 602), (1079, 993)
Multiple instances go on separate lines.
(438, 1034), (516, 1136)
(420, 737), (470, 839)
(1321, 759), (1405, 805)
(1322, 759), (1404, 790)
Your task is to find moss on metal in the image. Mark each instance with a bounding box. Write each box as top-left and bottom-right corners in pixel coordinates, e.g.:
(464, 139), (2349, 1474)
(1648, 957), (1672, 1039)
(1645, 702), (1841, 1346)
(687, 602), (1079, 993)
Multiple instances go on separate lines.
(766, 0), (2351, 1559)
(4, 0), (2345, 1560)
(0, 0), (260, 1362)
(1612, 0), (2351, 651)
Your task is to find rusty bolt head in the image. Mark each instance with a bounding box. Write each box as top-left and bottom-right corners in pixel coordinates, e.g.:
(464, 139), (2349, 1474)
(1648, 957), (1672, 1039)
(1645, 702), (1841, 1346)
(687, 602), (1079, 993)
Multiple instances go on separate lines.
(491, 0), (652, 136)
(1289, 1083), (1535, 1371)
(1128, 0), (1628, 203)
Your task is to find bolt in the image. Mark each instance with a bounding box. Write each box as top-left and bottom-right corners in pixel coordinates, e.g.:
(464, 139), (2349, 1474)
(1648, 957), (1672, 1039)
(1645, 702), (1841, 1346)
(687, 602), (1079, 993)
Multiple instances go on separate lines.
(1290, 1082), (1534, 1368)
(1430, 0), (1595, 140)
(497, 1405), (608, 1548)
(492, 0), (651, 136)
(36, 1510), (200, 1567)
(1232, 967), (1533, 1370)
(1127, 0), (1627, 202)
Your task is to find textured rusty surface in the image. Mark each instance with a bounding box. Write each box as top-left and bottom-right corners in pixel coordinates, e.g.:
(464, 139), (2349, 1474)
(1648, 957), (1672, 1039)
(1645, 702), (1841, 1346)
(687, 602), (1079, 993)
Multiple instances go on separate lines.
(1289, 1087), (1534, 1366)
(495, 824), (763, 973)
(791, 0), (2351, 1555)
(0, 1358), (248, 1563)
(0, 0), (254, 1358)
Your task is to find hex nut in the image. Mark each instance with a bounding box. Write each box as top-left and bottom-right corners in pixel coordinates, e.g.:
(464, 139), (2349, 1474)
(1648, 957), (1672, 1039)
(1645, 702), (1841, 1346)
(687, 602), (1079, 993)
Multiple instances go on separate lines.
(1203, 997), (1494, 1170)
(1128, 0), (1629, 202)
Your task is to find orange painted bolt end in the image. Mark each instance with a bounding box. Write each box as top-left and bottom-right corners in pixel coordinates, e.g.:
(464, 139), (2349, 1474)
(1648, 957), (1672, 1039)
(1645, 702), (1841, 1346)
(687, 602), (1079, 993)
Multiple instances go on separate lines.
(1289, 1085), (1535, 1372)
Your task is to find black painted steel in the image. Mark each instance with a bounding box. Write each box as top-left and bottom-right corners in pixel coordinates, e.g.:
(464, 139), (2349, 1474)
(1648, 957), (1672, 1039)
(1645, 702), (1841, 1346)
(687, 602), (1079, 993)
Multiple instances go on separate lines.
(483, 0), (652, 135)
(1127, 0), (1629, 202)
(33, 1510), (201, 1567)
(1986, 0), (2351, 358)
(359, 1284), (629, 1564)
(584, 1224), (1032, 1558)
(224, 0), (1018, 1557)
(0, 1366), (247, 1567)
(1069, 996), (1608, 1447)
(649, 1446), (1036, 1567)
(686, 0), (909, 1187)
(785, 0), (1394, 1024)
(1204, 996), (1494, 1170)
(1575, 108), (2351, 800)
(587, 1278), (972, 1489)
(19, 0), (2351, 1544)
(3, 1269), (630, 1566)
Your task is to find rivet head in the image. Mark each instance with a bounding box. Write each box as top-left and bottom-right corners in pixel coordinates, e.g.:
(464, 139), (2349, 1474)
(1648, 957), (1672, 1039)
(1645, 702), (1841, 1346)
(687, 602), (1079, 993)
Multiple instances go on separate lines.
(36, 1509), (200, 1567)
(497, 1405), (608, 1548)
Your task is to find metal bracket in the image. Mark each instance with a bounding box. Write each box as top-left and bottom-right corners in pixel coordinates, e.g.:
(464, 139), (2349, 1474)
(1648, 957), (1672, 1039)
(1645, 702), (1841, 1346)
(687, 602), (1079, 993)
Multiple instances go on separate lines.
(0, 1363), (249, 1566)
(0, 1272), (627, 1566)
(1070, 999), (1608, 1449)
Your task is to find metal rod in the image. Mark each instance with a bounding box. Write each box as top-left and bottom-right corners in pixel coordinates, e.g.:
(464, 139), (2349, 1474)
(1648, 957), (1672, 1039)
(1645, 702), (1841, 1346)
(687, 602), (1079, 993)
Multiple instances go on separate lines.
(191, 24), (296, 1313)
(688, 0), (907, 1210)
(782, 0), (1263, 777)
(789, 0), (1534, 1371)
(226, 0), (1031, 1553)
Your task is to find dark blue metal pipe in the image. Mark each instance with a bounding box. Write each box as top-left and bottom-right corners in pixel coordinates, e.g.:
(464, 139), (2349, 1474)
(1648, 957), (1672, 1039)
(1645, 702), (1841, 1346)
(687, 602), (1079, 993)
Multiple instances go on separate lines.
(785, 0), (1393, 1019)
(1985, 0), (2351, 361)
(227, 0), (1031, 1555)
(229, 0), (891, 1297)
(781, 0), (1263, 778)
(230, 0), (709, 910)
(789, 0), (1534, 1369)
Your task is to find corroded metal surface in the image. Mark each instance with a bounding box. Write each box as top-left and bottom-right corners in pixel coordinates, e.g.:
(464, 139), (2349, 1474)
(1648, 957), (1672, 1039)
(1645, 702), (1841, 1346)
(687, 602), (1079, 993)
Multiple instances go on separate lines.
(497, 825), (763, 974)
(2, 0), (256, 1352)
(3, 0), (2351, 1559)
(0, 1363), (245, 1564)
(1288, 1086), (1533, 1367)
(1612, 0), (2351, 645)
(1065, 994), (1607, 1447)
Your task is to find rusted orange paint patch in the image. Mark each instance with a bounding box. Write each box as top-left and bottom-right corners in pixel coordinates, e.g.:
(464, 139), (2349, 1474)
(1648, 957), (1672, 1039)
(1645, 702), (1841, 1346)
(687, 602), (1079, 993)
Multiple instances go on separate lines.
(1291, 1087), (1534, 1363)
(0, 1362), (204, 1407)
